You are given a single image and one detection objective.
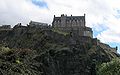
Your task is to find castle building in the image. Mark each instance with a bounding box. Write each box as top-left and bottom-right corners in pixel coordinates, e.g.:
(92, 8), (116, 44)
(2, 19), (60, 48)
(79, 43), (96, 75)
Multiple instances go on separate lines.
(29, 21), (48, 26)
(28, 21), (50, 29)
(52, 14), (93, 38)
(0, 25), (11, 30)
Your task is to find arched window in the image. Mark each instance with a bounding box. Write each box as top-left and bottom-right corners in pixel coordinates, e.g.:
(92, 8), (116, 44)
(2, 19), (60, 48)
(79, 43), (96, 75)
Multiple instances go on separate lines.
(72, 20), (76, 26)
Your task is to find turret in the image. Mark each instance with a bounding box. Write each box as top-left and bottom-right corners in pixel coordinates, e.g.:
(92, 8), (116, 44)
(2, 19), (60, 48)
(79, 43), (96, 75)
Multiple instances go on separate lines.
(84, 13), (86, 26)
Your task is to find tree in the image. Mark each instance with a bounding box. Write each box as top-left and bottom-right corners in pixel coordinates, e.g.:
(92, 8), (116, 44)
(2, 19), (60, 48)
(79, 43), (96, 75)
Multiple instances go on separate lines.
(97, 58), (120, 75)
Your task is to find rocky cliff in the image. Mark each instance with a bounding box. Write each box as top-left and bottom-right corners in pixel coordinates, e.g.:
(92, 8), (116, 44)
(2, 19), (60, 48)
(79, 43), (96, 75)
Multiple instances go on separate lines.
(0, 26), (119, 75)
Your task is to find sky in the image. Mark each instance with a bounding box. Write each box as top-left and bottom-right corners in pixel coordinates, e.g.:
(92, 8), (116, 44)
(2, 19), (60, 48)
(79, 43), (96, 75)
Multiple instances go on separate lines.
(0, 0), (120, 53)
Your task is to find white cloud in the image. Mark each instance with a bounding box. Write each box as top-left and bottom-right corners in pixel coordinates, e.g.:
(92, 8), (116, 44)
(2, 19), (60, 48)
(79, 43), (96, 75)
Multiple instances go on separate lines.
(97, 29), (120, 43)
(0, 0), (51, 26)
(97, 15), (120, 43)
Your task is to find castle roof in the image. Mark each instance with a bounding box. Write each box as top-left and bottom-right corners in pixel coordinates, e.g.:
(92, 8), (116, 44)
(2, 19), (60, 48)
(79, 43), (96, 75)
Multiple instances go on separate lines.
(29, 21), (48, 26)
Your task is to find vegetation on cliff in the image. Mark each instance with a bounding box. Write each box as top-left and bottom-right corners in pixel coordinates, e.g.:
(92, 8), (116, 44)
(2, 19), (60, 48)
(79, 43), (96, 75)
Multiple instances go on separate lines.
(0, 26), (119, 75)
(97, 58), (120, 75)
(0, 44), (42, 75)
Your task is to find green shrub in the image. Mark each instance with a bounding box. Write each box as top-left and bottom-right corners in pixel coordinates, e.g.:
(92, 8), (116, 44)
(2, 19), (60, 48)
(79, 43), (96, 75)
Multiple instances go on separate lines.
(97, 58), (120, 75)
(15, 58), (22, 64)
(0, 46), (12, 54)
(52, 28), (69, 36)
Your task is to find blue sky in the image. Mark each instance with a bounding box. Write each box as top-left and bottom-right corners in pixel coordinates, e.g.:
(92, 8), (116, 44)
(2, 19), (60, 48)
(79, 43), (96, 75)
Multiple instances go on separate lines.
(31, 0), (48, 8)
(0, 0), (120, 53)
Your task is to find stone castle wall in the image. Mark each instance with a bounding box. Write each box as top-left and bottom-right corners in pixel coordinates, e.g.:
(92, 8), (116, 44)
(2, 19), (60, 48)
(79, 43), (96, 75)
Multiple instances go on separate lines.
(0, 25), (11, 30)
(52, 14), (85, 28)
(52, 14), (93, 38)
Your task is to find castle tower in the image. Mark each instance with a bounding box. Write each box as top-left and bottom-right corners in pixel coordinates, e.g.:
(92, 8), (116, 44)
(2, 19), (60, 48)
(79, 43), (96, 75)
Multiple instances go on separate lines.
(52, 14), (86, 28)
(52, 14), (93, 38)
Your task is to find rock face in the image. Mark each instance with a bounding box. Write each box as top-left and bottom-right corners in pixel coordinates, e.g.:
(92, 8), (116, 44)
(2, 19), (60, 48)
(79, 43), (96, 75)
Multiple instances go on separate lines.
(0, 26), (119, 75)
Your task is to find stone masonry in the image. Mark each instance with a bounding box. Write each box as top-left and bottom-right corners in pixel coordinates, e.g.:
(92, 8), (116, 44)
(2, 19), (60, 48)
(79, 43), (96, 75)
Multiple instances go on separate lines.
(52, 14), (93, 38)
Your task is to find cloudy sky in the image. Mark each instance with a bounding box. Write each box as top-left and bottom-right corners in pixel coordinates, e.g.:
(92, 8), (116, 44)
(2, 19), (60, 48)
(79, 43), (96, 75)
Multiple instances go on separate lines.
(0, 0), (120, 53)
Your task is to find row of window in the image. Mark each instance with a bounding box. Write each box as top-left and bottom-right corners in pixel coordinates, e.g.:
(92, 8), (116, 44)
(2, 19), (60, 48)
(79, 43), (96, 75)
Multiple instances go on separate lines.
(54, 19), (84, 23)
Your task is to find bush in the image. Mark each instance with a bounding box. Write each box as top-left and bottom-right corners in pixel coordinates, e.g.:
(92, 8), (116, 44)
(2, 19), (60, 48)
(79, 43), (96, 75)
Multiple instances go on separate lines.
(0, 46), (12, 54)
(97, 58), (120, 75)
(52, 28), (69, 36)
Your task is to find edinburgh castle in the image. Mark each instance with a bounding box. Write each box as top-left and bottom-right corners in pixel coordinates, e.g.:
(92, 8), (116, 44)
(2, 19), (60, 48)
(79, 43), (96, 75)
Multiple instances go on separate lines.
(0, 14), (119, 75)
(0, 14), (93, 38)
(0, 14), (117, 53)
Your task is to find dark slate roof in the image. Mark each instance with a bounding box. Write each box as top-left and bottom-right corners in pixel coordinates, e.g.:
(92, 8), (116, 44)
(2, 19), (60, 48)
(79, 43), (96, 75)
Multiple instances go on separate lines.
(29, 21), (48, 26)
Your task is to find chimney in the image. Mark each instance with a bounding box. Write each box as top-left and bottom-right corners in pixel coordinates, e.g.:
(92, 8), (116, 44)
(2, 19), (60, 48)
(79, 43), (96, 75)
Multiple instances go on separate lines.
(84, 13), (86, 17)
(61, 14), (64, 17)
